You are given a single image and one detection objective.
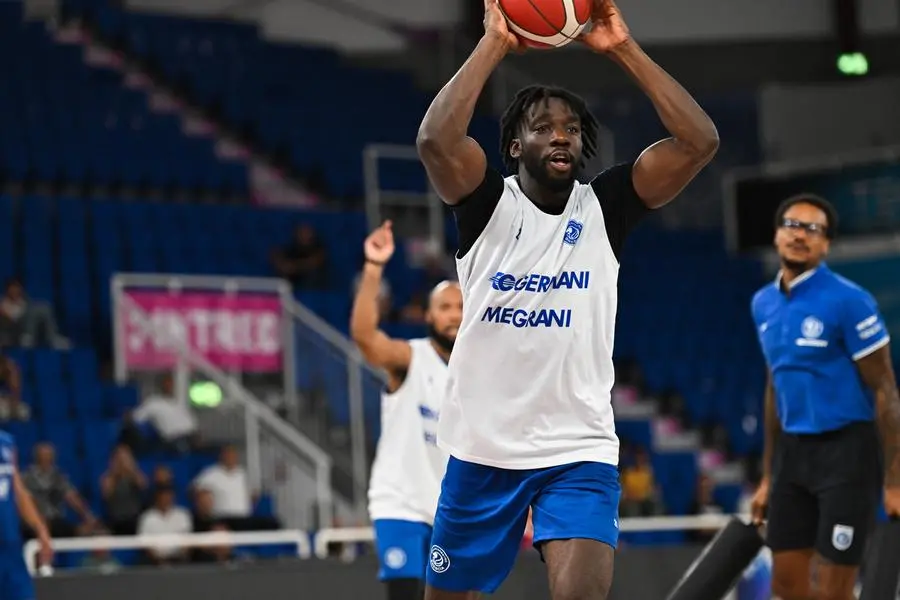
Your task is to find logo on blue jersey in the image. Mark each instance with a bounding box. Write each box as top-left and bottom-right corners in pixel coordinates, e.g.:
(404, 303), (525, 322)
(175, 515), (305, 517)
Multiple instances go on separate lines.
(489, 270), (590, 293)
(481, 306), (572, 328)
(563, 220), (583, 246)
(801, 316), (824, 339)
(430, 545), (450, 573)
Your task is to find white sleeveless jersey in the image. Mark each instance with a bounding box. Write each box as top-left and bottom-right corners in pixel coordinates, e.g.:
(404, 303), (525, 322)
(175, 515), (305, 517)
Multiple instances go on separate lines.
(368, 338), (450, 524)
(439, 177), (621, 469)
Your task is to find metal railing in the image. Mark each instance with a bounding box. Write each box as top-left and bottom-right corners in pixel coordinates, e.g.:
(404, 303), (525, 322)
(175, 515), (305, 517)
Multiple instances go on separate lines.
(23, 530), (312, 575)
(362, 143), (446, 252)
(282, 296), (386, 521)
(22, 514), (738, 572)
(311, 513), (740, 559)
(112, 274), (335, 529)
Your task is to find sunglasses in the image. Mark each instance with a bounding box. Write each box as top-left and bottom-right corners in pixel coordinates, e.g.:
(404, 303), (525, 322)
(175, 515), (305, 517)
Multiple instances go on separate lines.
(780, 218), (828, 236)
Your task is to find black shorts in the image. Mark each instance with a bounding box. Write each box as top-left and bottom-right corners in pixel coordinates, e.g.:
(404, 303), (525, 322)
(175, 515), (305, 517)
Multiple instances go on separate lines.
(767, 421), (882, 565)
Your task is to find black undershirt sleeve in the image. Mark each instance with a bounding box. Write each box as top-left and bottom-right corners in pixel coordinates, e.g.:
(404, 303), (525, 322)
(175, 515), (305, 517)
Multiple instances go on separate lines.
(590, 162), (651, 260)
(449, 165), (506, 259)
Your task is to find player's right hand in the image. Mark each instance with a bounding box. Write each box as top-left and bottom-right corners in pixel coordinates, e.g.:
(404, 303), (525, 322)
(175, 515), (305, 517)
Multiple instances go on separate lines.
(363, 220), (395, 265)
(483, 0), (519, 50)
(750, 478), (769, 525)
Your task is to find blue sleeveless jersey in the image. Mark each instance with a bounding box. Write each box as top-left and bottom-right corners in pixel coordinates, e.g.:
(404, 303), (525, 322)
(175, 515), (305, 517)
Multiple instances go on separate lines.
(0, 431), (20, 548)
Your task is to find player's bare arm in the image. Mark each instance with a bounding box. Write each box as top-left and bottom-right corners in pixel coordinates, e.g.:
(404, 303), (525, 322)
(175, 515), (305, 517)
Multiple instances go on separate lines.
(855, 344), (900, 515)
(751, 372), (779, 524)
(579, 0), (718, 208)
(13, 468), (53, 564)
(350, 221), (411, 386)
(416, 0), (517, 205)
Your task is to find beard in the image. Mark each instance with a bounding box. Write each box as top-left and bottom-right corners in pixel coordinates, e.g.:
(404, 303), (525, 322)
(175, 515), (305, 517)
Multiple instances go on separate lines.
(781, 257), (810, 273)
(428, 324), (455, 354)
(521, 152), (577, 193)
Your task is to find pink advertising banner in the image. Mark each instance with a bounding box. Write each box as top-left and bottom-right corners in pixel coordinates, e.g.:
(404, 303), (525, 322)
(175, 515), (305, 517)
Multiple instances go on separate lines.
(120, 289), (283, 372)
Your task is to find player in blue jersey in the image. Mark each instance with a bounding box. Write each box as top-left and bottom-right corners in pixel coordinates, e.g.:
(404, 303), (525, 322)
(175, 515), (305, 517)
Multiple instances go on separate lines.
(0, 430), (53, 600)
(749, 194), (900, 600)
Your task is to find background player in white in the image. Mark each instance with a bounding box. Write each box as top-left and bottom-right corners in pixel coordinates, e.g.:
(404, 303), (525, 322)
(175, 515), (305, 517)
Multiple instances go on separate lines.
(416, 0), (719, 598)
(351, 221), (462, 600)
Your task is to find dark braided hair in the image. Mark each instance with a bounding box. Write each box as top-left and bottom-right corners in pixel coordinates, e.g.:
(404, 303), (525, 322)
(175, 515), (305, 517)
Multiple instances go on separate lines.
(499, 85), (600, 174)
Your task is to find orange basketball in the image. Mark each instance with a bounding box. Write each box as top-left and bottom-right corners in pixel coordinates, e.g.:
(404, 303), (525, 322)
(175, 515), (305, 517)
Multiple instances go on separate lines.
(498, 0), (592, 49)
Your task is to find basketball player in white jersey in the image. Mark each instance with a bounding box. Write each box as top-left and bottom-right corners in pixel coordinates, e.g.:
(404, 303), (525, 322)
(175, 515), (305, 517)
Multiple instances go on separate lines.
(350, 220), (462, 600)
(415, 0), (719, 598)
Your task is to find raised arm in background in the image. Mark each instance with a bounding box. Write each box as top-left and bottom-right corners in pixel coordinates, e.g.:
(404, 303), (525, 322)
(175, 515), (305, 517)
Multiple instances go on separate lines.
(350, 221), (411, 392)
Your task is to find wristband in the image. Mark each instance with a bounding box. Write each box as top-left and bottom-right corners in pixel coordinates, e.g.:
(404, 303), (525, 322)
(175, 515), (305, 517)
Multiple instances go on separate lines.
(365, 259), (386, 267)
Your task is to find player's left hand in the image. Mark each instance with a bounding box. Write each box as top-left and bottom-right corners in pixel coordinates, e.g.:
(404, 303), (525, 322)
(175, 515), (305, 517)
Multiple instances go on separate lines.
(577, 0), (631, 54)
(884, 486), (900, 517)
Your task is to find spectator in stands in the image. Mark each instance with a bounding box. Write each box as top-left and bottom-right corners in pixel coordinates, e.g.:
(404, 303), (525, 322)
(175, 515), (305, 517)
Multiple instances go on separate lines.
(271, 224), (329, 290)
(0, 278), (69, 349)
(192, 523), (234, 564)
(151, 464), (174, 488)
(688, 474), (726, 543)
(192, 445), (278, 532)
(191, 488), (220, 532)
(619, 446), (663, 518)
(100, 445), (148, 535)
(193, 445), (251, 520)
(124, 374), (200, 455)
(0, 352), (28, 421)
(22, 443), (99, 537)
(136, 485), (193, 566)
(190, 489), (238, 563)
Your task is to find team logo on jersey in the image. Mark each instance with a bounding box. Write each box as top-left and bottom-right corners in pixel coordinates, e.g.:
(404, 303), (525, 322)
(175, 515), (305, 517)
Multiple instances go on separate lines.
(832, 524), (854, 551)
(563, 220), (583, 246)
(801, 316), (824, 339)
(384, 547), (407, 570)
(429, 545), (450, 573)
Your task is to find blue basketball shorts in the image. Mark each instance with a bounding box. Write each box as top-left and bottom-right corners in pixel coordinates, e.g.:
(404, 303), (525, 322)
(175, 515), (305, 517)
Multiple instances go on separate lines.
(373, 519), (433, 581)
(0, 547), (34, 600)
(426, 457), (621, 593)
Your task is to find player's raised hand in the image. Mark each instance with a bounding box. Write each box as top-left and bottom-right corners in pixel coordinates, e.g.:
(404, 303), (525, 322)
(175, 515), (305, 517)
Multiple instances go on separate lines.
(364, 220), (395, 266)
(578, 0), (631, 53)
(749, 478), (769, 525)
(884, 486), (900, 517)
(483, 0), (520, 51)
